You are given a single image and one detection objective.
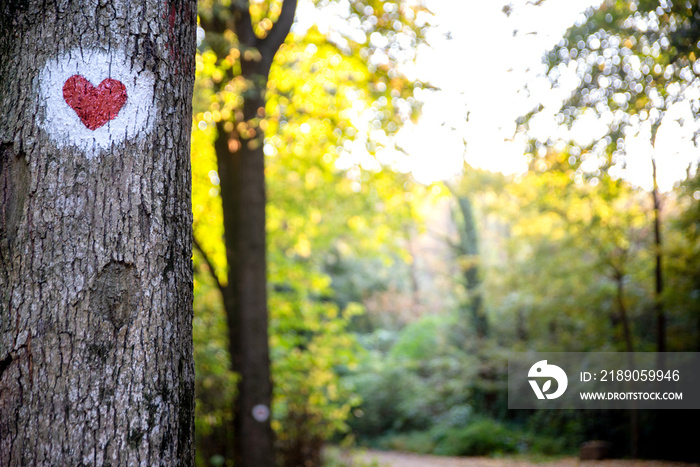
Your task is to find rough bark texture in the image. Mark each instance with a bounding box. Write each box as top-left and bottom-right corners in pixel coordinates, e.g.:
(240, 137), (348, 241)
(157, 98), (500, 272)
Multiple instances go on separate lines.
(0, 1), (196, 465)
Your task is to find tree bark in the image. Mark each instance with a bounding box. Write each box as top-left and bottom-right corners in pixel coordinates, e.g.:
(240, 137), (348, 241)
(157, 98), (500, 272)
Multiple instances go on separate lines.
(0, 1), (196, 465)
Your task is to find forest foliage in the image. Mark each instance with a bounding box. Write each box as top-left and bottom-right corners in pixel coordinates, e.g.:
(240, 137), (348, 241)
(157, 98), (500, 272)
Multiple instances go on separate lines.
(190, 0), (700, 465)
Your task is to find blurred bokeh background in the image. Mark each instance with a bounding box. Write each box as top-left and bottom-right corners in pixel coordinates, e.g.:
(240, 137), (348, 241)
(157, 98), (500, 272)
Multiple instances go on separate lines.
(190, 0), (700, 465)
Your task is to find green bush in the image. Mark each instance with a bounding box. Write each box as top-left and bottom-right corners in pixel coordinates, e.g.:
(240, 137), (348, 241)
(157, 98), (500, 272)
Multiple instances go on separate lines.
(376, 431), (436, 454)
(432, 418), (520, 456)
(365, 416), (571, 459)
(347, 316), (480, 439)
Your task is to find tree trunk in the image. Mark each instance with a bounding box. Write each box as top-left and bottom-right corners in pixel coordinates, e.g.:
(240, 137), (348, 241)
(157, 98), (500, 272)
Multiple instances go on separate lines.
(455, 195), (488, 338)
(404, 226), (422, 313)
(651, 158), (666, 354)
(200, 1), (297, 465)
(611, 268), (637, 458)
(613, 271), (634, 353)
(216, 103), (276, 467)
(0, 1), (196, 465)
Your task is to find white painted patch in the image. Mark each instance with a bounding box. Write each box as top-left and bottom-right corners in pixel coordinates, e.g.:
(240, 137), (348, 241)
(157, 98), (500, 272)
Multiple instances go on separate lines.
(252, 404), (270, 422)
(37, 48), (156, 158)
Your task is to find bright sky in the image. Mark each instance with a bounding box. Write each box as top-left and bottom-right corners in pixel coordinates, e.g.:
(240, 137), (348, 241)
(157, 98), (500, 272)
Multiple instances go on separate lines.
(296, 0), (700, 192)
(397, 0), (595, 183)
(400, 0), (700, 191)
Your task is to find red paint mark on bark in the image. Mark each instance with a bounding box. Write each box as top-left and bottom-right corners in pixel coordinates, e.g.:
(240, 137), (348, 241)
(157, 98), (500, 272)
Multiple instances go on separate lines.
(169, 2), (177, 31)
(165, 0), (182, 74)
(164, 0), (195, 75)
(62, 75), (127, 130)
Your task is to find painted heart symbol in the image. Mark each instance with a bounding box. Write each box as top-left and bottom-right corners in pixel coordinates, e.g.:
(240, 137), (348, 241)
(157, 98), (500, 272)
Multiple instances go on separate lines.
(62, 75), (127, 130)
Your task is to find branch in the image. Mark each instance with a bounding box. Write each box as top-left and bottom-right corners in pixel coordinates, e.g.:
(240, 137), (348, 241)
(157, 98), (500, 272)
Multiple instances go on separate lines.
(193, 235), (227, 296)
(260, 0), (297, 57)
(232, 0), (257, 47)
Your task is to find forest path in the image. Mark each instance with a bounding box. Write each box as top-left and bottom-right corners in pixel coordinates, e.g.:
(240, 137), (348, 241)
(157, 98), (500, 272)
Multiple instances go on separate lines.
(351, 449), (699, 467)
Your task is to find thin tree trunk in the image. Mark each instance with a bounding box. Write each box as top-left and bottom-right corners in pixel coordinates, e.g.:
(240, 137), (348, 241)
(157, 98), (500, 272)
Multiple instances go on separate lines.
(614, 271), (634, 353)
(650, 127), (666, 359)
(651, 158), (666, 353)
(612, 270), (638, 458)
(455, 195), (488, 338)
(404, 228), (422, 312)
(216, 105), (276, 467)
(0, 1), (196, 465)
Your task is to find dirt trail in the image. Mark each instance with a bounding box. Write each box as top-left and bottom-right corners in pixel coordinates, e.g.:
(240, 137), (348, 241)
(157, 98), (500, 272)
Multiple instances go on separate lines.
(353, 449), (700, 467)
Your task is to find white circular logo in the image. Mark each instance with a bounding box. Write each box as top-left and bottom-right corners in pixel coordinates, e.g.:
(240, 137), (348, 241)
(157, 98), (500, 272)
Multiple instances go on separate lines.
(36, 48), (156, 158)
(528, 360), (568, 400)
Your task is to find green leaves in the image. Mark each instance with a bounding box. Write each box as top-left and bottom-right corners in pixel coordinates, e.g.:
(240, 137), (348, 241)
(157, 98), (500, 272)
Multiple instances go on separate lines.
(192, 1), (431, 462)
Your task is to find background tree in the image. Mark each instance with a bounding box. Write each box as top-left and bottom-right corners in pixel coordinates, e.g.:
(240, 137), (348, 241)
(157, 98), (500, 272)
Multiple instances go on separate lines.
(197, 1), (298, 465)
(530, 0), (700, 352)
(0, 1), (196, 465)
(447, 178), (489, 340)
(192, 0), (430, 465)
(668, 168), (700, 351)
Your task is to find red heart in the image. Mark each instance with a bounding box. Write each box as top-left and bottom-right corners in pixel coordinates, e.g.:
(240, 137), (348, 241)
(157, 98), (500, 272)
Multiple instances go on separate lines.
(62, 75), (127, 130)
